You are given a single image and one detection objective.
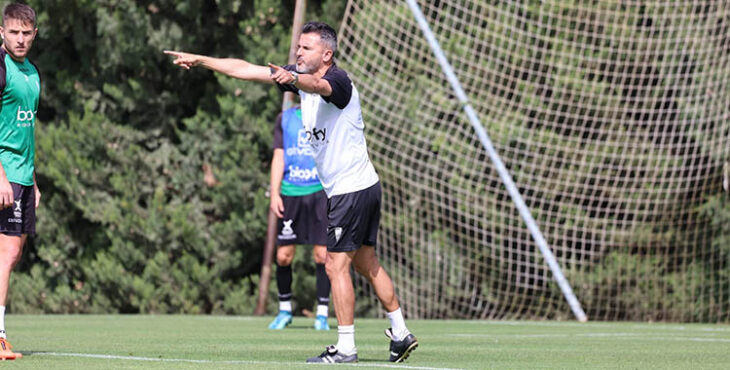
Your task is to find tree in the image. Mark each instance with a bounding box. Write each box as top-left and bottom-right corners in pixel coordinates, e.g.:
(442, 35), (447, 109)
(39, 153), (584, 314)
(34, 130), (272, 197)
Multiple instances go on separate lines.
(8, 0), (346, 314)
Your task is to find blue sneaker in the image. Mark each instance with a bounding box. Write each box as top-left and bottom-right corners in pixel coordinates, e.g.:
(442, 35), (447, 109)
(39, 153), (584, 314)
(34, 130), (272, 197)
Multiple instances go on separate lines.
(314, 315), (330, 330)
(268, 311), (293, 330)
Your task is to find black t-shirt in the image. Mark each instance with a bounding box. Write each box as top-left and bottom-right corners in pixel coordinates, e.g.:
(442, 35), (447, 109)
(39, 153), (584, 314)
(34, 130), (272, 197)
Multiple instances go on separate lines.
(272, 112), (283, 150)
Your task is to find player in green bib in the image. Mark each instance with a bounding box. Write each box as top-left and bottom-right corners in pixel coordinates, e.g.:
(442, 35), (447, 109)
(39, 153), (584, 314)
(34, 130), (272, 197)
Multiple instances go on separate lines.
(0, 3), (40, 361)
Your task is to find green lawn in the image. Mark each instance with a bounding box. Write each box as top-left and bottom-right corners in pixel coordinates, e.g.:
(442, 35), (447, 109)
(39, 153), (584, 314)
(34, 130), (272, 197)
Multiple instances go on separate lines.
(3, 315), (730, 369)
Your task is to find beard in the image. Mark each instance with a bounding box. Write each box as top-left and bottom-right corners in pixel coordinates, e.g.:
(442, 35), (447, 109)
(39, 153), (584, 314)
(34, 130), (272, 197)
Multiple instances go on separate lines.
(3, 42), (29, 60)
(296, 61), (315, 74)
(8, 47), (27, 59)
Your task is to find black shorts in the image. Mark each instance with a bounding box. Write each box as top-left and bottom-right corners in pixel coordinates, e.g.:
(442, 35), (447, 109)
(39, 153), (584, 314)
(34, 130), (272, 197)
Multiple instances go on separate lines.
(327, 182), (381, 252)
(276, 189), (328, 246)
(0, 183), (36, 236)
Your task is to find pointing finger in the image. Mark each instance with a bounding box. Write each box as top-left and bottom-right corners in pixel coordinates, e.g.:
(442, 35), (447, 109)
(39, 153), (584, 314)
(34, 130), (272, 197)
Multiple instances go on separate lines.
(268, 63), (283, 75)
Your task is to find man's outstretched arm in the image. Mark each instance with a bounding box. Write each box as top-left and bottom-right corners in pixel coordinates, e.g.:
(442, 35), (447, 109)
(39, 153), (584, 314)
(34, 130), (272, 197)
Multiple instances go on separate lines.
(164, 50), (273, 84)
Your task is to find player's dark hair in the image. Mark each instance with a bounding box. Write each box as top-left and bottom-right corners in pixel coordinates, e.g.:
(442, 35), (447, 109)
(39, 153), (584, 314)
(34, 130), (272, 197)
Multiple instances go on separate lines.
(302, 21), (337, 55)
(3, 3), (36, 27)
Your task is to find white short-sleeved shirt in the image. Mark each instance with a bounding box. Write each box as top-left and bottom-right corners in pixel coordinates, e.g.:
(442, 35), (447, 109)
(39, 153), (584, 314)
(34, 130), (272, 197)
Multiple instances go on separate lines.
(278, 64), (379, 197)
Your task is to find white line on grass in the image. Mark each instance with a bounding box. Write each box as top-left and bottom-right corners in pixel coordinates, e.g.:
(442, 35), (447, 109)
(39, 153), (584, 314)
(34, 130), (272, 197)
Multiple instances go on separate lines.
(196, 315), (259, 321)
(468, 321), (730, 333)
(447, 332), (730, 343)
(31, 352), (462, 370)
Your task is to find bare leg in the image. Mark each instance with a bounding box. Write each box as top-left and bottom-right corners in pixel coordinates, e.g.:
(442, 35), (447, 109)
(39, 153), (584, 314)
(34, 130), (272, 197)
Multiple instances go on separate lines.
(353, 244), (415, 360)
(276, 245), (295, 266)
(0, 234), (25, 345)
(325, 250), (356, 326)
(352, 245), (399, 312)
(0, 234), (25, 306)
(312, 245), (327, 264)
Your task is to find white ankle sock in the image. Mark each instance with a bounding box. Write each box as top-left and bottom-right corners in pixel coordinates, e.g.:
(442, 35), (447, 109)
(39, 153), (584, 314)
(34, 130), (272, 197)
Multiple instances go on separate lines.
(386, 308), (409, 341)
(0, 305), (6, 338)
(279, 301), (292, 312)
(336, 324), (356, 355)
(316, 304), (328, 317)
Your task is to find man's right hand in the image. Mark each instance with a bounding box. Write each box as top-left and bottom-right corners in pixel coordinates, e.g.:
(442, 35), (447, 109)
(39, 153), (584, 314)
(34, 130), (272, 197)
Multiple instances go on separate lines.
(163, 50), (201, 70)
(0, 179), (13, 209)
(270, 193), (284, 219)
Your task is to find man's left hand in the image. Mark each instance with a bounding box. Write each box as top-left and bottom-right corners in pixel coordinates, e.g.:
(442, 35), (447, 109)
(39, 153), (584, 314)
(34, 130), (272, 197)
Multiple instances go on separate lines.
(268, 64), (296, 85)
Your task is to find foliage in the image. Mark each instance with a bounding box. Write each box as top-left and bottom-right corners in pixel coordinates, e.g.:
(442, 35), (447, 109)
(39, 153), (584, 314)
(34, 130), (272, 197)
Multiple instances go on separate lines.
(6, 0), (346, 314)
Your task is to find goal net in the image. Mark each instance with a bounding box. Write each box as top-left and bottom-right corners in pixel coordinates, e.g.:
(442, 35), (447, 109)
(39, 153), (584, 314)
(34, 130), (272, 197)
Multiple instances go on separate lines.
(338, 0), (730, 321)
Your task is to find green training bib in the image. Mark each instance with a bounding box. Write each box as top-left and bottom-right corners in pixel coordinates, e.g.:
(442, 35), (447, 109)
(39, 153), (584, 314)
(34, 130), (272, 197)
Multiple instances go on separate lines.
(0, 53), (40, 186)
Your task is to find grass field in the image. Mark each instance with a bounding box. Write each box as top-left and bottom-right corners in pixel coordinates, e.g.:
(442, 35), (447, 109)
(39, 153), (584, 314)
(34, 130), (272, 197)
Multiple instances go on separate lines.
(2, 315), (730, 369)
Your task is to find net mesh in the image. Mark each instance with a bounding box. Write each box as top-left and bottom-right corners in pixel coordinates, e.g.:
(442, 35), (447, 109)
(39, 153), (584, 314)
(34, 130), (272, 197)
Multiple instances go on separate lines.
(338, 0), (730, 321)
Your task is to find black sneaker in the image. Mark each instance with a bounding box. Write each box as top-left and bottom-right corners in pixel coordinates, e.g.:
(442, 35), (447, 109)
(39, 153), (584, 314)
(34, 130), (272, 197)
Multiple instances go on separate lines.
(385, 328), (418, 362)
(306, 345), (358, 363)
